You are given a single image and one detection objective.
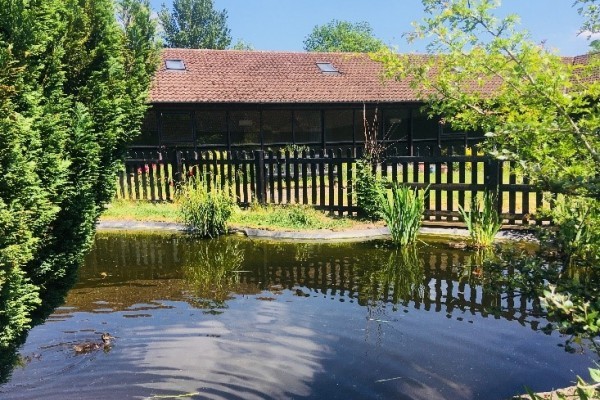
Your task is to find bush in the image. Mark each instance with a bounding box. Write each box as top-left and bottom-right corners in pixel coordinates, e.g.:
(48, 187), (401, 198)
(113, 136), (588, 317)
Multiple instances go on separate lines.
(537, 197), (600, 266)
(458, 191), (502, 248)
(178, 177), (235, 237)
(379, 184), (426, 246)
(355, 159), (386, 220)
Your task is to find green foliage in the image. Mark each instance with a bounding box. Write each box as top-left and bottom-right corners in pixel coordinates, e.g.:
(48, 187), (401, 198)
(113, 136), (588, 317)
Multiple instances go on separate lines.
(178, 177), (235, 237)
(233, 203), (351, 230)
(159, 0), (231, 49)
(182, 239), (244, 306)
(303, 19), (385, 52)
(231, 39), (254, 51)
(0, 0), (158, 352)
(458, 191), (502, 248)
(537, 197), (600, 266)
(576, 0), (600, 36)
(379, 184), (426, 246)
(355, 159), (385, 220)
(376, 0), (600, 199)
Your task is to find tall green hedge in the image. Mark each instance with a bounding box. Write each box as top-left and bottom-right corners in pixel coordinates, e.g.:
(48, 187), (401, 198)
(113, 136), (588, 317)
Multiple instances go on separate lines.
(0, 0), (159, 351)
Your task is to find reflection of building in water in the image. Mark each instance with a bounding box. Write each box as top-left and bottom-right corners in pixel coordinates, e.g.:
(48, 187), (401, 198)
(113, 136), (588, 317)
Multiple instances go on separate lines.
(81, 233), (543, 330)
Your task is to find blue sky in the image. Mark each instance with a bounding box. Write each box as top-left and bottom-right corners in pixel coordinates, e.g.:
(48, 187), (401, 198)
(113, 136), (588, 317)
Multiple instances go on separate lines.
(149, 0), (596, 56)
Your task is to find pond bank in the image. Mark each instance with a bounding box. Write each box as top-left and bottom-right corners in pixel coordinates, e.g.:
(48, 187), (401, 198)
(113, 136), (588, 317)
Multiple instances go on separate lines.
(97, 219), (535, 242)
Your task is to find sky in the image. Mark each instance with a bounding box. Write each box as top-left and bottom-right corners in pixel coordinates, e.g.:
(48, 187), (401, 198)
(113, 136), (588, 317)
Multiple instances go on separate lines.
(149, 0), (597, 56)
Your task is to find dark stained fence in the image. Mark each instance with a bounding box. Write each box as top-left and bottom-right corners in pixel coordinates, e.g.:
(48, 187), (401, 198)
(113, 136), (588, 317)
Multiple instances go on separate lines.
(117, 148), (549, 225)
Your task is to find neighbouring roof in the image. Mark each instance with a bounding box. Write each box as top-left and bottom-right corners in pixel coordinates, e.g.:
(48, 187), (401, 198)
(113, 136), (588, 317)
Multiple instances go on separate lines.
(149, 48), (598, 105)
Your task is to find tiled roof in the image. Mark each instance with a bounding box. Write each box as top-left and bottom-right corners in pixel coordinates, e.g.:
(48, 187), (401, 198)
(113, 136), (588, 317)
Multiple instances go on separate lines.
(571, 52), (600, 84)
(149, 49), (598, 104)
(150, 49), (424, 104)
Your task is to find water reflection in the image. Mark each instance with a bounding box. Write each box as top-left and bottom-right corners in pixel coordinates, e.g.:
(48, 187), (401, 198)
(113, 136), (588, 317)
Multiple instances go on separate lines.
(181, 240), (258, 308)
(78, 233), (544, 328)
(1, 233), (593, 400)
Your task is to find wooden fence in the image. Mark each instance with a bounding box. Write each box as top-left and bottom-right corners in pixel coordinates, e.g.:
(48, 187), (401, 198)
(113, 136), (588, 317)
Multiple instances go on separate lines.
(116, 148), (549, 225)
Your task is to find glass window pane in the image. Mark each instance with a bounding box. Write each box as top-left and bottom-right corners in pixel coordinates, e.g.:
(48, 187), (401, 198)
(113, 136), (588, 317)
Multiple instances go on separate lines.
(262, 110), (292, 144)
(325, 109), (353, 143)
(353, 108), (377, 143)
(132, 111), (159, 145)
(383, 108), (409, 141)
(161, 113), (193, 145)
(195, 111), (227, 145)
(229, 111), (260, 145)
(412, 110), (439, 140)
(294, 110), (321, 144)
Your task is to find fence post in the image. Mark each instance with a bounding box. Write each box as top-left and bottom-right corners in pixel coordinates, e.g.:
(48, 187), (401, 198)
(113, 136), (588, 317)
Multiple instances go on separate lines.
(484, 159), (500, 189)
(254, 149), (267, 204)
(171, 149), (184, 186)
(485, 158), (502, 213)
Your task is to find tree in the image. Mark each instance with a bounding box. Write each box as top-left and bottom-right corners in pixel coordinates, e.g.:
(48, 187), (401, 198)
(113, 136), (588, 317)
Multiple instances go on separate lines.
(158, 0), (231, 49)
(231, 39), (254, 51)
(0, 0), (158, 360)
(376, 0), (600, 199)
(303, 20), (385, 53)
(376, 1), (600, 394)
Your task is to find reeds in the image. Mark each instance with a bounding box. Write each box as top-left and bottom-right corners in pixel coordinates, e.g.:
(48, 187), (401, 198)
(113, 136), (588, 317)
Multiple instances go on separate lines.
(379, 184), (426, 246)
(177, 176), (235, 237)
(458, 191), (502, 248)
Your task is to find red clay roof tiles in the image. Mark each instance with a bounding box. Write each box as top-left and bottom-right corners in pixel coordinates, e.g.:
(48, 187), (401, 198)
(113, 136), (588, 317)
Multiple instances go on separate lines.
(149, 49), (598, 104)
(150, 49), (421, 104)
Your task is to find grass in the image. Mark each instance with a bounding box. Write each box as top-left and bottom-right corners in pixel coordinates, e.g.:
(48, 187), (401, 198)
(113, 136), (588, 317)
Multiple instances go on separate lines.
(101, 200), (180, 222)
(230, 203), (354, 231)
(101, 200), (373, 231)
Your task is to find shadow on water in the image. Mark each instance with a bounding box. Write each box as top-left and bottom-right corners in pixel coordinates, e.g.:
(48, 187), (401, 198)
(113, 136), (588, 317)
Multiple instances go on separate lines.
(0, 259), (80, 385)
(0, 231), (594, 400)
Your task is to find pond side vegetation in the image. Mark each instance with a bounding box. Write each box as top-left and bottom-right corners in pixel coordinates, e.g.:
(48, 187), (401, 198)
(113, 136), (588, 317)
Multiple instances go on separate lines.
(458, 191), (502, 249)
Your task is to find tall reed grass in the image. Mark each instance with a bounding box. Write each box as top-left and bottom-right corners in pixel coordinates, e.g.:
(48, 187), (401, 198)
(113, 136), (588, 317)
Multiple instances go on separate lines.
(379, 184), (426, 246)
(177, 176), (235, 238)
(458, 191), (502, 248)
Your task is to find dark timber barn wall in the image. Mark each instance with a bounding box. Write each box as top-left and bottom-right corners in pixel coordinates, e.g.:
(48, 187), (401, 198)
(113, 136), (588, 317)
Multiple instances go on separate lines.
(136, 49), (488, 155)
(135, 102), (483, 155)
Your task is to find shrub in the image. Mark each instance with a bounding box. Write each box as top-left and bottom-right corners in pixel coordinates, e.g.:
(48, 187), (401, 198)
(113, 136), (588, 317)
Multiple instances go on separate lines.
(355, 159), (386, 220)
(379, 184), (426, 246)
(537, 197), (600, 266)
(458, 191), (502, 248)
(178, 177), (235, 237)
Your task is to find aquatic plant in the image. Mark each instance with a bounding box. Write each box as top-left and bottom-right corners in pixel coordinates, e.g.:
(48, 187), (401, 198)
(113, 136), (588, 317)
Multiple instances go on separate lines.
(458, 191), (502, 248)
(178, 176), (235, 237)
(379, 184), (426, 246)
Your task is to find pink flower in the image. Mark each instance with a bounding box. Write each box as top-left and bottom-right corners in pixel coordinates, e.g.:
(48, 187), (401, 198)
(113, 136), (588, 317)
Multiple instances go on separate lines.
(137, 167), (142, 175)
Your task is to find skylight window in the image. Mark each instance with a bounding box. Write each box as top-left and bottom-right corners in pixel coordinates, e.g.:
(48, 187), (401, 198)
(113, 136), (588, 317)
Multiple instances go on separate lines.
(316, 62), (340, 75)
(165, 59), (186, 71)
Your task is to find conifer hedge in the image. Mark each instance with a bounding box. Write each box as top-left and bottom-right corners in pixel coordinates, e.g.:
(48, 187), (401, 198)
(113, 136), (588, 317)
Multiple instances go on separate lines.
(0, 0), (159, 350)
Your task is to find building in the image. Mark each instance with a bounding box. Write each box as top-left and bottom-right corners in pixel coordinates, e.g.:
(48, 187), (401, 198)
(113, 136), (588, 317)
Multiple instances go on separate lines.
(136, 48), (485, 156)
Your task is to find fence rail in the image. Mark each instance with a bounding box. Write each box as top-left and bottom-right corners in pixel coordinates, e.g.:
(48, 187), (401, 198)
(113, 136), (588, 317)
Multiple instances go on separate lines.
(116, 148), (549, 225)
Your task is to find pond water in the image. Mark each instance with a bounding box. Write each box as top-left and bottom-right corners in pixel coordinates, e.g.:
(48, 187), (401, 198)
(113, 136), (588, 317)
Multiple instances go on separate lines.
(0, 232), (595, 400)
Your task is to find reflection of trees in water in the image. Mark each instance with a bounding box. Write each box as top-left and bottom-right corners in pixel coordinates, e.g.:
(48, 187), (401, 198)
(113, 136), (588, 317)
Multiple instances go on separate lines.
(181, 240), (258, 308)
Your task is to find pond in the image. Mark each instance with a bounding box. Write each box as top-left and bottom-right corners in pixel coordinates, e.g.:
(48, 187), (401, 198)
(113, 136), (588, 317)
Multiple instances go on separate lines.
(0, 232), (595, 400)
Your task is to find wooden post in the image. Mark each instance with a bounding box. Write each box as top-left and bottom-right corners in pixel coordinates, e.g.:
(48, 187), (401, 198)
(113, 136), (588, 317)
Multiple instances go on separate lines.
(254, 149), (266, 204)
(485, 158), (501, 214)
